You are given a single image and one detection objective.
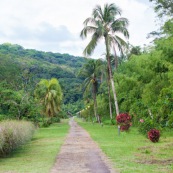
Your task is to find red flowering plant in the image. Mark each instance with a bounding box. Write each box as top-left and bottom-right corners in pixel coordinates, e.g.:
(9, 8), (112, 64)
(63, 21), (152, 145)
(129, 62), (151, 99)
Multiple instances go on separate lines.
(148, 129), (160, 143)
(116, 113), (132, 131)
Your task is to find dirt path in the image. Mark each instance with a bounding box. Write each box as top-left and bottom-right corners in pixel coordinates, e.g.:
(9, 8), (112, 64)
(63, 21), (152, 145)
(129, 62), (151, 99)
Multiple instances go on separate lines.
(51, 118), (118, 173)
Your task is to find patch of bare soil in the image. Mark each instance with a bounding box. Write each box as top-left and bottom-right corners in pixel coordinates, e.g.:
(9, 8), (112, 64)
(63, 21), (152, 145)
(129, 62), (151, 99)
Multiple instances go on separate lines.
(136, 158), (173, 165)
(136, 145), (173, 165)
(51, 118), (118, 173)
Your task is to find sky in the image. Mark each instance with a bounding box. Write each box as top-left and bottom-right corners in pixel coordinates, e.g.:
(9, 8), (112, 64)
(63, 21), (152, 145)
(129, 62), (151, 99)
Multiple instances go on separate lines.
(0, 0), (157, 58)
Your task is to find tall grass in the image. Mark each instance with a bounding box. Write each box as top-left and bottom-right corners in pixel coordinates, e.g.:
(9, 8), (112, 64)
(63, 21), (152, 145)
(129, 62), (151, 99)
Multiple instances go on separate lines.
(0, 120), (69, 173)
(0, 120), (35, 156)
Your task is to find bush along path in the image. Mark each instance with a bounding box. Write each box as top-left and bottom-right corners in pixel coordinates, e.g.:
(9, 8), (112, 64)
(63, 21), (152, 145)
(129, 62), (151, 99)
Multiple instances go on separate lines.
(51, 118), (117, 173)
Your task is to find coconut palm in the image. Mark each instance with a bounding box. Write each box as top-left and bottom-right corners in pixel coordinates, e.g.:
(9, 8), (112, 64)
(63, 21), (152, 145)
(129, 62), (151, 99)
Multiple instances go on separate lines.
(78, 59), (104, 123)
(35, 78), (62, 118)
(80, 3), (129, 116)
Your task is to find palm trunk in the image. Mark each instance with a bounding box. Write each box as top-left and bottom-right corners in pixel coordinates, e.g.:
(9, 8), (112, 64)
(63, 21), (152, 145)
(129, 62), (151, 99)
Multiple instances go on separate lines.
(107, 67), (113, 120)
(93, 81), (100, 123)
(105, 36), (120, 116)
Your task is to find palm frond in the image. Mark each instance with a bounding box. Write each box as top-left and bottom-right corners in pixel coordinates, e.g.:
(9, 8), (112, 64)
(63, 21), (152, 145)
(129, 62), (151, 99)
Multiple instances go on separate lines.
(111, 18), (129, 39)
(83, 33), (100, 56)
(104, 3), (122, 22)
(83, 17), (96, 26)
(110, 34), (128, 54)
(80, 26), (97, 39)
(92, 5), (104, 21)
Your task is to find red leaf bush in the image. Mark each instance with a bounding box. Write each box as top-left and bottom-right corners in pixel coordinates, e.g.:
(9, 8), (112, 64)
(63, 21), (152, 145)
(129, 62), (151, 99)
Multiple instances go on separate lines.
(116, 113), (131, 131)
(148, 129), (160, 143)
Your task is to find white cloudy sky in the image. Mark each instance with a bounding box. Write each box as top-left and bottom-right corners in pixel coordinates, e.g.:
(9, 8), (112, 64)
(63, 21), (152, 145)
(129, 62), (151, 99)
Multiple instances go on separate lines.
(0, 0), (157, 58)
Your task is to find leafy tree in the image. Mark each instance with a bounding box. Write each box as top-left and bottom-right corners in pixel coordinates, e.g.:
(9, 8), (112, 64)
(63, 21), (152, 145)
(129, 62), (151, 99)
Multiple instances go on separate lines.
(35, 78), (63, 118)
(150, 0), (173, 17)
(80, 3), (129, 116)
(128, 46), (142, 58)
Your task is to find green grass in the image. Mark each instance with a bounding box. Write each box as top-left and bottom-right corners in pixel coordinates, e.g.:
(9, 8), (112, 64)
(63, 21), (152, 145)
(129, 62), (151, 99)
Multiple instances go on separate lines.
(78, 120), (173, 173)
(0, 120), (70, 173)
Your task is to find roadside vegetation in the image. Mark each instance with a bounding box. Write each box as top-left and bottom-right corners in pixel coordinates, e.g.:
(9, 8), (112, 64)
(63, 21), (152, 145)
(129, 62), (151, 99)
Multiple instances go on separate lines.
(0, 121), (69, 173)
(0, 120), (35, 156)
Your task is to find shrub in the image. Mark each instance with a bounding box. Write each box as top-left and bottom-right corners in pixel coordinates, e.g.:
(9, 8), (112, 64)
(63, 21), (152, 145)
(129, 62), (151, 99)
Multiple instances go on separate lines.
(120, 124), (131, 131)
(51, 117), (60, 123)
(116, 113), (131, 131)
(0, 120), (35, 156)
(148, 129), (160, 142)
(0, 114), (5, 121)
(138, 118), (160, 136)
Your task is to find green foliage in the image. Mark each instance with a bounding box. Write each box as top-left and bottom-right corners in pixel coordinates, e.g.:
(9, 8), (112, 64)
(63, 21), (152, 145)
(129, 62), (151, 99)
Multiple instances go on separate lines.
(96, 94), (110, 120)
(0, 43), (87, 107)
(51, 116), (60, 123)
(0, 120), (35, 156)
(113, 50), (173, 128)
(138, 118), (161, 136)
(35, 78), (63, 118)
(40, 119), (52, 128)
(80, 104), (95, 122)
(0, 82), (41, 121)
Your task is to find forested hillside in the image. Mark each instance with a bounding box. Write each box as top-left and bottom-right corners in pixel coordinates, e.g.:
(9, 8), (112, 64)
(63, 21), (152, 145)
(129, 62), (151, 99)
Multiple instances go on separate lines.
(0, 43), (87, 104)
(0, 43), (88, 120)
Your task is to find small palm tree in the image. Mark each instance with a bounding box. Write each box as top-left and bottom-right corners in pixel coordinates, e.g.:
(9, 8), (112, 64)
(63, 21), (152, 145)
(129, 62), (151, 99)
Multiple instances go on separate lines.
(35, 78), (62, 118)
(80, 3), (129, 116)
(79, 59), (104, 123)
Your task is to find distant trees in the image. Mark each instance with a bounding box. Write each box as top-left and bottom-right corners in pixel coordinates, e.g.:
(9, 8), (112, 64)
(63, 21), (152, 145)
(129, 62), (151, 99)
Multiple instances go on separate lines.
(35, 78), (63, 118)
(80, 3), (129, 116)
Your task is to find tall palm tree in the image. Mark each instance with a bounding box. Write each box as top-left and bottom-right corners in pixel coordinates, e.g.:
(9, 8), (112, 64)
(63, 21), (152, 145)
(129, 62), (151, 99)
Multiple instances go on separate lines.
(80, 3), (129, 116)
(35, 78), (62, 118)
(78, 59), (104, 123)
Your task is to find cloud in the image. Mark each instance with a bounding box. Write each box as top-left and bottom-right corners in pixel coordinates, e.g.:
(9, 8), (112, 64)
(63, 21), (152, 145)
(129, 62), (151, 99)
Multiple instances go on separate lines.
(0, 23), (76, 42)
(0, 0), (157, 57)
(37, 24), (76, 42)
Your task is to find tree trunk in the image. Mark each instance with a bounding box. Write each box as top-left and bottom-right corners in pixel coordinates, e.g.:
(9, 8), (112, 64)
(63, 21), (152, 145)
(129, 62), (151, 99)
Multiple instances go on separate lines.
(105, 36), (120, 116)
(107, 67), (113, 120)
(108, 81), (113, 120)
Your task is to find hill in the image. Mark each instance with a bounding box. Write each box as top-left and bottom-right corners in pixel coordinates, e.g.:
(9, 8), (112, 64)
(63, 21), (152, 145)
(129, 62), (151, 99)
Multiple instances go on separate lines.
(0, 43), (87, 105)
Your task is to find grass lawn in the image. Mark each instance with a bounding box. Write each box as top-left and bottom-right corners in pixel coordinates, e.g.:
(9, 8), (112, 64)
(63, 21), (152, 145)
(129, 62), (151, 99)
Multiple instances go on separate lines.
(78, 120), (173, 173)
(0, 120), (70, 173)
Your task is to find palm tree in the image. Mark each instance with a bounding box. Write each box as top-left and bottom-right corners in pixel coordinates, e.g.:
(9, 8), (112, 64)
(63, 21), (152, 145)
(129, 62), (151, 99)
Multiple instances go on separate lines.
(35, 78), (62, 118)
(80, 3), (129, 116)
(78, 59), (104, 123)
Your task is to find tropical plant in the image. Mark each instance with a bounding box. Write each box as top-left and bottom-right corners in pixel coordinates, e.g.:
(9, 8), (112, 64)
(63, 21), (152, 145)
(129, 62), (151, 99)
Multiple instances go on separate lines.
(35, 78), (63, 119)
(78, 59), (104, 123)
(148, 129), (160, 143)
(116, 113), (131, 131)
(80, 3), (129, 116)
